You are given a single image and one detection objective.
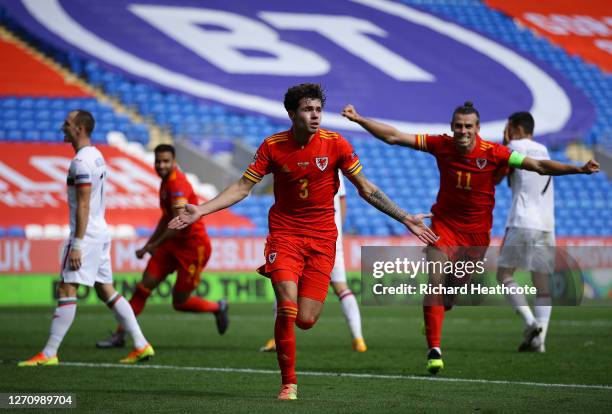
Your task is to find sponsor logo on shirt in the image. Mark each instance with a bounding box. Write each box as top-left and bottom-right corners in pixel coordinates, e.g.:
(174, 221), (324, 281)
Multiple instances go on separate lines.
(297, 161), (309, 169)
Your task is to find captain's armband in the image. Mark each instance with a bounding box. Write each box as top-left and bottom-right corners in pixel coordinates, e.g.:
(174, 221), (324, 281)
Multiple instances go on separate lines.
(508, 151), (525, 168)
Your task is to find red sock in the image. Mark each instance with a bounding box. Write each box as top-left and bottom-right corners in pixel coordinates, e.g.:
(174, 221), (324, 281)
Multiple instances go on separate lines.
(275, 300), (298, 385)
(173, 296), (220, 313)
(423, 305), (445, 349)
(129, 283), (151, 317)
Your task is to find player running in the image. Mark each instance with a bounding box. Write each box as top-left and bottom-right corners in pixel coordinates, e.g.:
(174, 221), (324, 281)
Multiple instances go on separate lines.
(19, 110), (153, 366)
(170, 83), (437, 400)
(342, 102), (599, 374)
(259, 173), (367, 353)
(96, 144), (228, 349)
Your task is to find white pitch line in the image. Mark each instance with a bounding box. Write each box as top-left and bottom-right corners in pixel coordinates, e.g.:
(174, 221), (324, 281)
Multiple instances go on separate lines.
(57, 361), (612, 391)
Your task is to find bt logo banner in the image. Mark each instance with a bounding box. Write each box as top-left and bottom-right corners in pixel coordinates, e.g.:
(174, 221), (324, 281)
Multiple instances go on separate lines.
(2, 0), (594, 139)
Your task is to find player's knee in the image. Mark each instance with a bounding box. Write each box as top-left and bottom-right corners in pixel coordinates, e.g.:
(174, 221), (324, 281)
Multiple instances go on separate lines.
(295, 317), (316, 330)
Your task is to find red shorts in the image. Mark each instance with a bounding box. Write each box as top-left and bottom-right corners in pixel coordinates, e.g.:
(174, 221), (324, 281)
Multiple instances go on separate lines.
(431, 218), (490, 261)
(261, 234), (335, 303)
(145, 236), (211, 293)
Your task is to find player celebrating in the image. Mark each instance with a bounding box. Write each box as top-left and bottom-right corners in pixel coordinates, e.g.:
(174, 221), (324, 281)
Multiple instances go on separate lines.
(19, 110), (153, 366)
(96, 144), (228, 349)
(342, 102), (599, 374)
(259, 173), (367, 353)
(496, 112), (556, 353)
(170, 83), (437, 400)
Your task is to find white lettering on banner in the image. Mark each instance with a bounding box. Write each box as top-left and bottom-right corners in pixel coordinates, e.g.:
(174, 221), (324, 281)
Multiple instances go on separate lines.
(209, 238), (265, 270)
(0, 156), (159, 197)
(129, 5), (330, 76)
(260, 12), (434, 82)
(0, 240), (32, 272)
(0, 191), (61, 208)
(595, 39), (612, 54)
(106, 158), (159, 193)
(0, 161), (63, 192)
(29, 156), (70, 184)
(524, 13), (612, 37)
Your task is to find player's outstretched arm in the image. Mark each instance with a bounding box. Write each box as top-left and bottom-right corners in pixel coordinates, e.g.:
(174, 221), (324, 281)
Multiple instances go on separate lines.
(347, 172), (438, 244)
(520, 156), (600, 176)
(168, 176), (256, 230)
(341, 104), (418, 148)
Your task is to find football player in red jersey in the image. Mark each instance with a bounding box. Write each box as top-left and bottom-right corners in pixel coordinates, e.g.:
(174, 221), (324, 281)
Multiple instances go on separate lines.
(96, 144), (228, 349)
(170, 83), (437, 400)
(342, 101), (599, 374)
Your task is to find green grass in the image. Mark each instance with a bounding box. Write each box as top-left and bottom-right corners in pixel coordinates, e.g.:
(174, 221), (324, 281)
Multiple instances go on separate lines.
(1, 303), (611, 413)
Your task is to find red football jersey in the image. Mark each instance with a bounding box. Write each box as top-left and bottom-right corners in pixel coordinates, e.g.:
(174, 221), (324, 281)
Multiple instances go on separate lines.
(244, 128), (362, 241)
(415, 134), (511, 233)
(160, 167), (206, 240)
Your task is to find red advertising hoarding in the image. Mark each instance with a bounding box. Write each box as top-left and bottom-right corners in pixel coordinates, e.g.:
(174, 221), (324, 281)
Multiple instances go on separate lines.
(485, 0), (612, 73)
(1, 236), (610, 274)
(0, 143), (252, 228)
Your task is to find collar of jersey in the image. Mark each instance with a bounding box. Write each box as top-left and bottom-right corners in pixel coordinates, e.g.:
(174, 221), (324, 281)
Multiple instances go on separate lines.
(288, 128), (319, 149)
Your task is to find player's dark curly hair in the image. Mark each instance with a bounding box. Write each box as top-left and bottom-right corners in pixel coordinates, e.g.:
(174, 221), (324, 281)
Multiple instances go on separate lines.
(452, 101), (480, 124)
(154, 144), (176, 157)
(283, 83), (326, 112)
(508, 111), (534, 135)
(73, 110), (95, 135)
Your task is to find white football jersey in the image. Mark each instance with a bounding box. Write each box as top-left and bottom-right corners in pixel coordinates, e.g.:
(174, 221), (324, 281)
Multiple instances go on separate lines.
(505, 139), (555, 232)
(67, 146), (111, 242)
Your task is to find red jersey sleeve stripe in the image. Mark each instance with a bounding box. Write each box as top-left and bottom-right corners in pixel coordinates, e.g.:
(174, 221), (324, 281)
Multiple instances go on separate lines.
(243, 168), (263, 183)
(346, 162), (363, 176)
(347, 159), (360, 171)
(416, 134), (428, 151)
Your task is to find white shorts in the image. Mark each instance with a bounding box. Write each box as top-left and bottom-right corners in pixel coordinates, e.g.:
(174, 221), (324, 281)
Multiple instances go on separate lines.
(60, 239), (113, 287)
(498, 227), (555, 274)
(330, 237), (346, 283)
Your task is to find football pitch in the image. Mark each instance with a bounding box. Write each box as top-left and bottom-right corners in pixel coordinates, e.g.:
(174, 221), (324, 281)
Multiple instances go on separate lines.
(1, 300), (611, 412)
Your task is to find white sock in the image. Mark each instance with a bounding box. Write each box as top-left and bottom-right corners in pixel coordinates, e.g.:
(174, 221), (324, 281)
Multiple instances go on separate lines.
(503, 279), (536, 326)
(534, 295), (552, 343)
(107, 293), (148, 349)
(338, 290), (364, 340)
(42, 297), (77, 358)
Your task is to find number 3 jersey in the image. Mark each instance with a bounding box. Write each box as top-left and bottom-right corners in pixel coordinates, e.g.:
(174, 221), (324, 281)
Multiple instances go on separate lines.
(243, 128), (362, 241)
(415, 134), (512, 233)
(66, 146), (110, 242)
